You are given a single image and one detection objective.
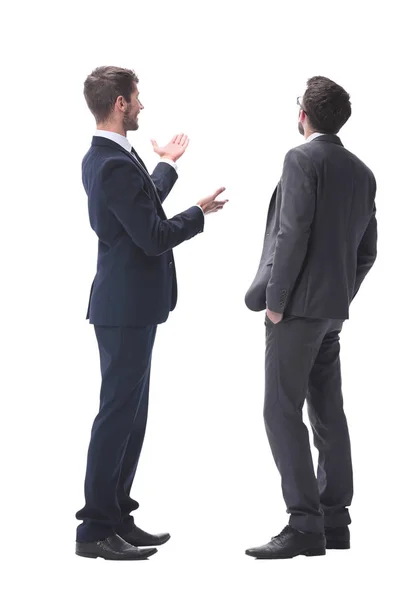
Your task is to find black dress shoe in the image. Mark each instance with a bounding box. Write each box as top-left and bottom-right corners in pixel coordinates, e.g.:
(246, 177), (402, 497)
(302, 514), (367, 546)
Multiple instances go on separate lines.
(325, 526), (350, 549)
(245, 526), (326, 559)
(120, 525), (170, 547)
(75, 533), (158, 560)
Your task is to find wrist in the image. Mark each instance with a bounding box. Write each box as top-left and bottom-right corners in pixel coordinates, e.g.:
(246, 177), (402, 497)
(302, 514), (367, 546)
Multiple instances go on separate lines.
(160, 154), (177, 162)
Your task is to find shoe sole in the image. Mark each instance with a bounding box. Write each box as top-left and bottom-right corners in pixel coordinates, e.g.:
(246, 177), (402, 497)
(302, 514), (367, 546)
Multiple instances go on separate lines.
(326, 541), (350, 550)
(246, 547), (326, 559)
(75, 548), (158, 560)
(302, 548), (326, 557)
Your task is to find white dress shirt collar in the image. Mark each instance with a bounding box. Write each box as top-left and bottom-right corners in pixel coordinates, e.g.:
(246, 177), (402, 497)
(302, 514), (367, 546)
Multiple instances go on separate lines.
(94, 130), (132, 153)
(305, 132), (325, 143)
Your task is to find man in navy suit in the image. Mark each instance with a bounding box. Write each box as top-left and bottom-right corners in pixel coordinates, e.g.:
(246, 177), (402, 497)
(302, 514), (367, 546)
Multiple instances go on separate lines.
(75, 66), (228, 560)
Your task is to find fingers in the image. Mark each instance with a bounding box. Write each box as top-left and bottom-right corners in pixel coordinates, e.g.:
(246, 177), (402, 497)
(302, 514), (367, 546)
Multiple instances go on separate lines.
(151, 139), (158, 150)
(211, 200), (228, 213)
(213, 186), (226, 199)
(170, 133), (189, 146)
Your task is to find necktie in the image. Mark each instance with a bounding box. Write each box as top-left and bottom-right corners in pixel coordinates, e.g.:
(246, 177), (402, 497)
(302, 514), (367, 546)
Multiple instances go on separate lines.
(130, 147), (148, 172)
(130, 147), (159, 199)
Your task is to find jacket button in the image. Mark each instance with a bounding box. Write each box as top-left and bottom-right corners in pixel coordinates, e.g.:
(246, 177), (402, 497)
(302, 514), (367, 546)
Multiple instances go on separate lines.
(169, 262), (173, 268)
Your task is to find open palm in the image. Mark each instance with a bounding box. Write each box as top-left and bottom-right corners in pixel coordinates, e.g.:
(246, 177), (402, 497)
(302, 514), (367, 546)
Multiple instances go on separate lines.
(151, 133), (189, 161)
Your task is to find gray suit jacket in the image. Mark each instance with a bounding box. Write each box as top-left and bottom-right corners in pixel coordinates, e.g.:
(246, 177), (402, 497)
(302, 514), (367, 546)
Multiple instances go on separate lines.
(245, 135), (377, 319)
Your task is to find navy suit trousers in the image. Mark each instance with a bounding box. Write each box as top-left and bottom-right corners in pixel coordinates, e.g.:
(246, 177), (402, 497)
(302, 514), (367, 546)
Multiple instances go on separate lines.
(76, 325), (157, 542)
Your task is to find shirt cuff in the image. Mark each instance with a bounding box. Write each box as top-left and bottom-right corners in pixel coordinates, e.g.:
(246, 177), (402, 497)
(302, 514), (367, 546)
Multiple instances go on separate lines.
(160, 158), (178, 172)
(194, 204), (205, 216)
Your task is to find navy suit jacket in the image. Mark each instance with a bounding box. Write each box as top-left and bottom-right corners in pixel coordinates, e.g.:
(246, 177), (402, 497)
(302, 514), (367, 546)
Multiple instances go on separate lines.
(83, 136), (205, 326)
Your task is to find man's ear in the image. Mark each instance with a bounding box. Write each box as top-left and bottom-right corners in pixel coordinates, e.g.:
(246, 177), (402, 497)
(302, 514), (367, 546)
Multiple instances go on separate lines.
(115, 95), (126, 112)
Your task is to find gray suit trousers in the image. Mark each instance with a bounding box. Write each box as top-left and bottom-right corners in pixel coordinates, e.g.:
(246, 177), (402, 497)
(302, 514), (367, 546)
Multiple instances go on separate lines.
(264, 314), (353, 533)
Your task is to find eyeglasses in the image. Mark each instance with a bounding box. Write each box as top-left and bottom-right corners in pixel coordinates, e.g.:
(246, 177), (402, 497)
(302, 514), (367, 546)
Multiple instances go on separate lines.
(297, 96), (307, 114)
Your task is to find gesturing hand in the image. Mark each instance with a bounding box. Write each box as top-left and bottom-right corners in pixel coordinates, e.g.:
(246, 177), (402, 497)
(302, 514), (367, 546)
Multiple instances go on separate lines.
(197, 187), (229, 215)
(151, 133), (190, 162)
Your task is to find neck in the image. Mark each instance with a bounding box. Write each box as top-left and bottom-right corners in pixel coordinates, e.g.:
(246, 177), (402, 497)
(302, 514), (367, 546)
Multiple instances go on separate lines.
(97, 122), (126, 137)
(304, 128), (316, 139)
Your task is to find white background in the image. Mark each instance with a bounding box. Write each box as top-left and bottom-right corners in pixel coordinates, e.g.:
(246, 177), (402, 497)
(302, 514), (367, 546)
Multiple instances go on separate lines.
(2, 0), (402, 598)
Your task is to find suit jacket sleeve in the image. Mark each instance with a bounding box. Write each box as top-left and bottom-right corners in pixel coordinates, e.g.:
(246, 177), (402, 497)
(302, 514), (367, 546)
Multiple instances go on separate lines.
(103, 159), (204, 256)
(352, 201), (377, 299)
(151, 162), (178, 203)
(266, 148), (316, 313)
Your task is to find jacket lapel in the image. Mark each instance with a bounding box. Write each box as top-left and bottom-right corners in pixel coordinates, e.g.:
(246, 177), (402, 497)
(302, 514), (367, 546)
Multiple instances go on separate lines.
(130, 146), (149, 172)
(123, 148), (160, 198)
(266, 185), (277, 229)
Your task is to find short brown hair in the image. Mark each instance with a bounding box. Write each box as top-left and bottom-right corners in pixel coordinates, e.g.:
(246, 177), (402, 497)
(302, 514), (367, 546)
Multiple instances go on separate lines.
(83, 66), (139, 123)
(303, 76), (351, 134)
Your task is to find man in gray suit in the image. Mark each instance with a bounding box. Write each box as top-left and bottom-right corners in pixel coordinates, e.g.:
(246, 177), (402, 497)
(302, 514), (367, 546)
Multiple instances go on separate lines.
(244, 76), (377, 559)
